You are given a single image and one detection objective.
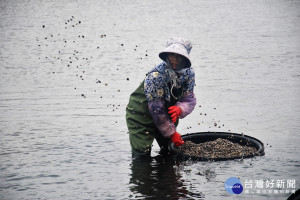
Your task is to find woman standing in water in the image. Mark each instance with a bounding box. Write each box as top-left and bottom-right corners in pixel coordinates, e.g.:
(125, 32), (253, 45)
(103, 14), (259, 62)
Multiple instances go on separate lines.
(126, 37), (196, 158)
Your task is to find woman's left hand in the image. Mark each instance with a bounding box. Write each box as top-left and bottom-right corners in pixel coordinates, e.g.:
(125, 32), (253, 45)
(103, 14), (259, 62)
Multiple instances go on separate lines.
(171, 132), (184, 146)
(168, 106), (182, 123)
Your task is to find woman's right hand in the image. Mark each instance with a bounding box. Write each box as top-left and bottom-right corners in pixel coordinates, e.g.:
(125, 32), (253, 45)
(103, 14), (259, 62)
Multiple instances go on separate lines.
(168, 106), (182, 123)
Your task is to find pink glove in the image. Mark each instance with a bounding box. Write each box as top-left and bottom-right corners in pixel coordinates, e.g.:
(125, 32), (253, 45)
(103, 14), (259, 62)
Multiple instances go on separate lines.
(171, 132), (184, 146)
(168, 106), (182, 124)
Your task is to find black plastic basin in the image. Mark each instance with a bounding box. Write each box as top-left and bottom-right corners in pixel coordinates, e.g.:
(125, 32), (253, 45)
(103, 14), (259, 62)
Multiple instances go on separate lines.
(168, 132), (265, 161)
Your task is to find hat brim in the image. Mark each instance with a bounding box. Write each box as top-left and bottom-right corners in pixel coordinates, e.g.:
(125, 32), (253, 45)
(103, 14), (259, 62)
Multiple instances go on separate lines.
(159, 43), (191, 67)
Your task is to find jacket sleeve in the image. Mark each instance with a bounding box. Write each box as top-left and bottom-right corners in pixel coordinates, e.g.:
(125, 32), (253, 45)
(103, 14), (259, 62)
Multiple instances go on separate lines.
(148, 99), (176, 138)
(175, 91), (196, 118)
(144, 71), (175, 138)
(175, 67), (196, 118)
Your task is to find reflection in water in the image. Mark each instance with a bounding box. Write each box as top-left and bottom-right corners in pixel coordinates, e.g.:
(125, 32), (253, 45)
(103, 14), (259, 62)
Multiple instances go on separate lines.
(129, 154), (185, 199)
(0, 0), (299, 199)
(129, 153), (205, 199)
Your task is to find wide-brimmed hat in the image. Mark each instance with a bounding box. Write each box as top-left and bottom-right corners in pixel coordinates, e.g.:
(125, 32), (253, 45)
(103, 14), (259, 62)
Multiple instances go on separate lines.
(159, 37), (192, 67)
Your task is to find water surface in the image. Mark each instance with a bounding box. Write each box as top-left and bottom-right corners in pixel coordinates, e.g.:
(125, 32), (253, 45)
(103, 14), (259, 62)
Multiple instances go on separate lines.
(0, 0), (300, 199)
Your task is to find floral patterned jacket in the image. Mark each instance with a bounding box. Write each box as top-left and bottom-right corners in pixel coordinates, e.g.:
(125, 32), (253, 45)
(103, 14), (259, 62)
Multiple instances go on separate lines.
(144, 62), (196, 138)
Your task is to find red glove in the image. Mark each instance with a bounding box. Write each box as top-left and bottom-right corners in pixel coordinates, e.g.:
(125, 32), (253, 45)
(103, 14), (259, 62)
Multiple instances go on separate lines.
(171, 132), (184, 146)
(168, 106), (182, 124)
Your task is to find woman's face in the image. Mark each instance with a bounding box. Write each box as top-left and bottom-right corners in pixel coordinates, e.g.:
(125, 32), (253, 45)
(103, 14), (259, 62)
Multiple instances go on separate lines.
(167, 53), (184, 70)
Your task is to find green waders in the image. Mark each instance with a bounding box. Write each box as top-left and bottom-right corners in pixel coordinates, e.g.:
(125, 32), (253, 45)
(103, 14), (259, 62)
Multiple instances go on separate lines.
(126, 81), (180, 158)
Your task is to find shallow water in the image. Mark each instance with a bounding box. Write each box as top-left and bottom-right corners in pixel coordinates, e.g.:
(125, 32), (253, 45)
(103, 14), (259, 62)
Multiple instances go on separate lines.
(0, 0), (299, 199)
